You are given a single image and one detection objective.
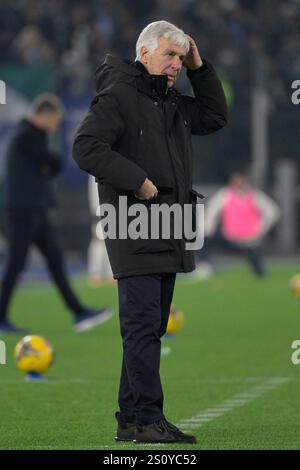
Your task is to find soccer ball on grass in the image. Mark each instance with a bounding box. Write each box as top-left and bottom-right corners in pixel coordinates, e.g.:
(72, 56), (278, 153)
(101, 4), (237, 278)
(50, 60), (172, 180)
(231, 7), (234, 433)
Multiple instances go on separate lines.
(14, 335), (54, 380)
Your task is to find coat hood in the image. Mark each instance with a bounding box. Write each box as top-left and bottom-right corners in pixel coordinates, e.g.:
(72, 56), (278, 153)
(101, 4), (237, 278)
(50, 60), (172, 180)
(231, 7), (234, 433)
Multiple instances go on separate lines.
(94, 55), (140, 93)
(94, 54), (171, 98)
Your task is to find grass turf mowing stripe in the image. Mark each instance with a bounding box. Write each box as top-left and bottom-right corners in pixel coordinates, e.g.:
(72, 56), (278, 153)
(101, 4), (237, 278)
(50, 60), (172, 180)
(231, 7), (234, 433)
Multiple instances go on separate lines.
(177, 377), (291, 430)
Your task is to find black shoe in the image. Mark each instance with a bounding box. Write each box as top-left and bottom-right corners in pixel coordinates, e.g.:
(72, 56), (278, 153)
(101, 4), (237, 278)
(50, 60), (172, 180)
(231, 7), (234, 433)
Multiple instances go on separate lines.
(163, 419), (197, 443)
(74, 307), (113, 332)
(114, 412), (136, 442)
(134, 418), (197, 444)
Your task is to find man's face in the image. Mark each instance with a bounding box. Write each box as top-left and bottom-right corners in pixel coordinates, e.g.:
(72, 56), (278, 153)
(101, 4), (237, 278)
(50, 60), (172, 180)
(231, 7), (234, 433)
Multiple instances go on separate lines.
(141, 37), (187, 87)
(43, 112), (63, 133)
(230, 173), (248, 190)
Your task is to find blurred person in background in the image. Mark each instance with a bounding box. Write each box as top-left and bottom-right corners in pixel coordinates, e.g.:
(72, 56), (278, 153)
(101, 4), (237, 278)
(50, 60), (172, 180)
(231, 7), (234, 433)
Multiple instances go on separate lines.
(87, 174), (114, 286)
(13, 25), (55, 66)
(0, 233), (6, 261)
(197, 171), (281, 277)
(0, 93), (112, 334)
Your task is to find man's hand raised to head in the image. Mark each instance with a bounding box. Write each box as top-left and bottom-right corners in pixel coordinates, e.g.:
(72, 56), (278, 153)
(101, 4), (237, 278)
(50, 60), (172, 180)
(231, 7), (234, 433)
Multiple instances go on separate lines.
(135, 177), (158, 200)
(183, 35), (203, 70)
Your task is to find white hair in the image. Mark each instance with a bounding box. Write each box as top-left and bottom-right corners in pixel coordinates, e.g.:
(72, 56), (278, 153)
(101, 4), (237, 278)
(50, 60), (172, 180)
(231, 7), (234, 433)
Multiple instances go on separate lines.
(136, 20), (189, 61)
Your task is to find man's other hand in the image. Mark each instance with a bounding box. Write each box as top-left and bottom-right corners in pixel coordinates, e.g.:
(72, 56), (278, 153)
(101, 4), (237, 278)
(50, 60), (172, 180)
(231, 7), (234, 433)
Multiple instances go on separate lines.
(135, 178), (158, 200)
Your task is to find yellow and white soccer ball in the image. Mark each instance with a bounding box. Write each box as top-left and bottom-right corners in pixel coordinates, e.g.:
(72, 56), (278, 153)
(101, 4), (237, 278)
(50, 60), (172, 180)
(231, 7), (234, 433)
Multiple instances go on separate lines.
(290, 274), (300, 299)
(14, 335), (54, 375)
(166, 305), (185, 335)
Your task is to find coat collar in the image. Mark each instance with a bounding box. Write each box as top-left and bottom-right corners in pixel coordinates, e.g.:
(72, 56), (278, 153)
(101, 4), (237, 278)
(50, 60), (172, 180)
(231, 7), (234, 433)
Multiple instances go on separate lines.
(97, 55), (181, 101)
(133, 62), (182, 102)
(133, 61), (169, 99)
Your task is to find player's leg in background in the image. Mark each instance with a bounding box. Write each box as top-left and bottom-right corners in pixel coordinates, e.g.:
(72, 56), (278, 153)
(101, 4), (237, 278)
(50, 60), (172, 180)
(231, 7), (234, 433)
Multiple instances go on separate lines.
(195, 231), (226, 277)
(243, 244), (266, 277)
(224, 238), (266, 277)
(87, 232), (113, 286)
(0, 209), (34, 327)
(33, 211), (113, 330)
(33, 211), (85, 314)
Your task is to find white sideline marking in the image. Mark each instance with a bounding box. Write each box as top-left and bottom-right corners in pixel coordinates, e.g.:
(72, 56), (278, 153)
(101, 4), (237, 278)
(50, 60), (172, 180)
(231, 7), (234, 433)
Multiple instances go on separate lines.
(17, 443), (168, 450)
(176, 377), (291, 431)
(189, 377), (281, 384)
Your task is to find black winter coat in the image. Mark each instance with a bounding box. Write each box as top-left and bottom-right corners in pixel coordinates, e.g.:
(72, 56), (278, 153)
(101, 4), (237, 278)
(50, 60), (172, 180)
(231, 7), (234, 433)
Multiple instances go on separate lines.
(73, 55), (227, 278)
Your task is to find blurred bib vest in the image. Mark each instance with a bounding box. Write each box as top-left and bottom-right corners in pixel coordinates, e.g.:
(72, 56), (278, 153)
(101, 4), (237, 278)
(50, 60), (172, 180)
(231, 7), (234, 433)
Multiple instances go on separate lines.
(221, 188), (262, 241)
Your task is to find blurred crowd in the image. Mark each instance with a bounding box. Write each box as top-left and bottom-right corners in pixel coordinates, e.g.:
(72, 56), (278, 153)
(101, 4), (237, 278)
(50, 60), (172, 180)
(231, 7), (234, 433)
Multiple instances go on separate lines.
(1, 0), (299, 100)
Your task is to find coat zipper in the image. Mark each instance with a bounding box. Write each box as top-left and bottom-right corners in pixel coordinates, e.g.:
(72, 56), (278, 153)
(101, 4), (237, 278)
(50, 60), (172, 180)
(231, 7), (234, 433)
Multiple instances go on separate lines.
(162, 99), (186, 269)
(162, 100), (179, 203)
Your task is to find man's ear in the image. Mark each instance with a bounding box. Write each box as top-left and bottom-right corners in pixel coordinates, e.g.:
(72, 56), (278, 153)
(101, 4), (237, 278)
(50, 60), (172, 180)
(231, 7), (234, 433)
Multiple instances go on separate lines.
(140, 46), (149, 65)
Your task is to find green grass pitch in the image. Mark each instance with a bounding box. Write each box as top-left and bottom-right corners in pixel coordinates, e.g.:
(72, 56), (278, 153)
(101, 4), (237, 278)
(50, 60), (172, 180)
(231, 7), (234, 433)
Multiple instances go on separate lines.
(1, 264), (300, 450)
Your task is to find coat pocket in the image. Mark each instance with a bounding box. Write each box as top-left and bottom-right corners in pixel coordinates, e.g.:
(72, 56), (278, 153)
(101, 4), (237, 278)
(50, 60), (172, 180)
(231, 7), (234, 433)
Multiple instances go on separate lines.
(133, 239), (176, 254)
(128, 186), (176, 255)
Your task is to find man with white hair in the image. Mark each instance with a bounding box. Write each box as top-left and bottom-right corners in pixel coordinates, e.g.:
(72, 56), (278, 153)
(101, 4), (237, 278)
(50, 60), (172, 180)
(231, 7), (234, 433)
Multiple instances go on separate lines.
(73, 20), (227, 444)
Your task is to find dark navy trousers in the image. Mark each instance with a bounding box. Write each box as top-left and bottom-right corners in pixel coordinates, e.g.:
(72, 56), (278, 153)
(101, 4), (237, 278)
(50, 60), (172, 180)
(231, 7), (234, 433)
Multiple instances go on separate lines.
(117, 273), (176, 425)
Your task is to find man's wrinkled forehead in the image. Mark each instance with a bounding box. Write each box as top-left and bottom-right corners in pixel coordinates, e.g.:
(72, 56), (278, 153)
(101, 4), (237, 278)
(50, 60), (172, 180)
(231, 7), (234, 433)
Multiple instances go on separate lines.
(156, 37), (188, 58)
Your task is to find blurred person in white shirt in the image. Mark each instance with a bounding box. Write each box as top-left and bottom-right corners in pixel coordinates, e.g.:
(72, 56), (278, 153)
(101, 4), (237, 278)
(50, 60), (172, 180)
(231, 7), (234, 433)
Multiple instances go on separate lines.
(88, 175), (114, 286)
